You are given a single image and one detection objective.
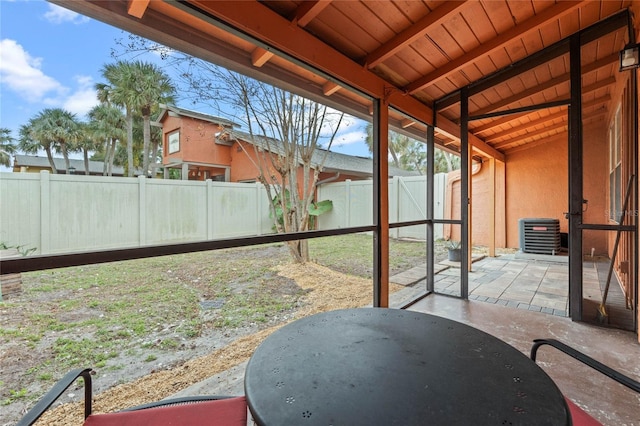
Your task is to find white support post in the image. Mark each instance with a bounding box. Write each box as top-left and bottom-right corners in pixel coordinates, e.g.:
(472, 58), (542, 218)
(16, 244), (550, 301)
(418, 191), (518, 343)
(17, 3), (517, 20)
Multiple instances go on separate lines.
(39, 171), (50, 255)
(138, 176), (146, 246)
(207, 179), (215, 240)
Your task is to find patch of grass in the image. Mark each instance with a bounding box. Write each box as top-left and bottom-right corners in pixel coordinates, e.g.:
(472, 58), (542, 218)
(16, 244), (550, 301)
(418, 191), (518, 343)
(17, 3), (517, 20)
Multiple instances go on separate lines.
(37, 373), (53, 381)
(159, 338), (180, 350)
(6, 236), (428, 411)
(2, 388), (28, 405)
(0, 328), (41, 343)
(51, 337), (119, 370)
(309, 234), (429, 278)
(215, 291), (298, 328)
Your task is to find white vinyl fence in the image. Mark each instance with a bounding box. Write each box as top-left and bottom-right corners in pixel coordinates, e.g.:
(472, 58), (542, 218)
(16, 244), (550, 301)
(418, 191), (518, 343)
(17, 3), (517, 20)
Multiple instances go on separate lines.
(0, 171), (273, 256)
(0, 172), (446, 256)
(317, 174), (446, 240)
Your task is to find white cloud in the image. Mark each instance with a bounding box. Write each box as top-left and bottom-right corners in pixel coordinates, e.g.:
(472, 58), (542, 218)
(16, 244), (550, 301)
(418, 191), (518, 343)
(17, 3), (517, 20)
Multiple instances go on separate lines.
(63, 75), (98, 117)
(0, 40), (98, 118)
(44, 3), (90, 25)
(0, 39), (66, 102)
(335, 129), (367, 146)
(334, 115), (367, 145)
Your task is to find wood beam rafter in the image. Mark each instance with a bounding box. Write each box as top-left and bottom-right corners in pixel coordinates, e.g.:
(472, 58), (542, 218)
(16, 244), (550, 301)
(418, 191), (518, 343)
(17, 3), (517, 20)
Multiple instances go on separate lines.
(291, 0), (332, 27)
(364, 1), (466, 69)
(492, 109), (606, 150)
(251, 47), (274, 67)
(404, 1), (584, 94)
(401, 119), (415, 129)
(469, 53), (617, 117)
(186, 0), (504, 162)
(127, 0), (150, 19)
(471, 77), (616, 134)
(322, 81), (340, 96)
(484, 95), (610, 143)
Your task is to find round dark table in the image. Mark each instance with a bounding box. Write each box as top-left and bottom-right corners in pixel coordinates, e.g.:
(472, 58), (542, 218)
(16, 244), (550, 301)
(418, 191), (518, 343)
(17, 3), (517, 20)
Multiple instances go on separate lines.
(244, 308), (570, 425)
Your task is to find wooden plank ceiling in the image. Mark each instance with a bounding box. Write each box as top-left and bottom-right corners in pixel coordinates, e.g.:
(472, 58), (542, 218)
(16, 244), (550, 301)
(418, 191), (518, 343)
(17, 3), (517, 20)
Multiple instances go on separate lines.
(54, 0), (633, 160)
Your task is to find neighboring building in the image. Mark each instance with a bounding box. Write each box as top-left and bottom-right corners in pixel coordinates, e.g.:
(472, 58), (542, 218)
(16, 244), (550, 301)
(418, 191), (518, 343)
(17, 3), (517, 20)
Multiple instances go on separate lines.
(12, 155), (129, 177)
(156, 104), (418, 183)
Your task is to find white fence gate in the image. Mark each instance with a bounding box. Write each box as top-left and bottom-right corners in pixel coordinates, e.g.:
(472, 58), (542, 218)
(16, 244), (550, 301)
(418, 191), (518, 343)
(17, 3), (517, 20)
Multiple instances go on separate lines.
(316, 174), (446, 239)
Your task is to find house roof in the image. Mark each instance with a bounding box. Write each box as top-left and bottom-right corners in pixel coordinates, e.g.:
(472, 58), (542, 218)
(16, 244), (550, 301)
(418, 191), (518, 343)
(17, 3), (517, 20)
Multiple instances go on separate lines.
(13, 155), (127, 176)
(51, 1), (638, 162)
(155, 104), (241, 129)
(159, 103), (418, 177)
(228, 129), (418, 178)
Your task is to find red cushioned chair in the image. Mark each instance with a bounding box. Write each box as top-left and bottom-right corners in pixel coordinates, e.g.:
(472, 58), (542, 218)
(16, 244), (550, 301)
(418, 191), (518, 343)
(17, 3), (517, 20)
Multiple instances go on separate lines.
(530, 339), (640, 426)
(17, 368), (247, 426)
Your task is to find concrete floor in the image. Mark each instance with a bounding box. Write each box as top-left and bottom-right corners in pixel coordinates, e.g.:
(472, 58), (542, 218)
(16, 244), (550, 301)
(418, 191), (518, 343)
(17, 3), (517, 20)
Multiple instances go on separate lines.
(407, 295), (640, 426)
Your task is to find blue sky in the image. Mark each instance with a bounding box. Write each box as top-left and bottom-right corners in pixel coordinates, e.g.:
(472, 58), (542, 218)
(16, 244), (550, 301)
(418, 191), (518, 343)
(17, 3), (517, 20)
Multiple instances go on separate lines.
(0, 0), (370, 171)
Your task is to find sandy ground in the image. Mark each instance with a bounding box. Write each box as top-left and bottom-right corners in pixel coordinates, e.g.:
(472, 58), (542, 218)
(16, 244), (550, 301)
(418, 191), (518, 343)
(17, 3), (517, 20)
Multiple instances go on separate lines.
(31, 262), (402, 425)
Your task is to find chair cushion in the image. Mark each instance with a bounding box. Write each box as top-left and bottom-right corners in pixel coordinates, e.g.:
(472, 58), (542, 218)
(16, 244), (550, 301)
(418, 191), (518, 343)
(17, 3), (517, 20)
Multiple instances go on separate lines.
(84, 396), (247, 426)
(565, 397), (602, 426)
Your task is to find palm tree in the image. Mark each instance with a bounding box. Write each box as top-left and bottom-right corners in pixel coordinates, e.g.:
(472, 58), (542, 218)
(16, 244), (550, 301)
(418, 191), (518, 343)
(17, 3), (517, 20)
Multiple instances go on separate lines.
(75, 122), (104, 175)
(18, 109), (81, 174)
(96, 60), (175, 177)
(39, 109), (80, 173)
(0, 128), (16, 168)
(97, 61), (138, 177)
(19, 118), (57, 173)
(131, 61), (175, 175)
(87, 104), (126, 176)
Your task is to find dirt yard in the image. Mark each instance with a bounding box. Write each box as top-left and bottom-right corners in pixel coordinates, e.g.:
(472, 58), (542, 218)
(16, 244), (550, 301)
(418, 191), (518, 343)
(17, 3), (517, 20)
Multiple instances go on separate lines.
(1, 247), (407, 425)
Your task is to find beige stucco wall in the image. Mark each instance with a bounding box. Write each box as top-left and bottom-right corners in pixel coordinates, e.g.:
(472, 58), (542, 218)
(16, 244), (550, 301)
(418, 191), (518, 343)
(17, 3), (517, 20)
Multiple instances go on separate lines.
(447, 118), (609, 252)
(504, 137), (568, 249)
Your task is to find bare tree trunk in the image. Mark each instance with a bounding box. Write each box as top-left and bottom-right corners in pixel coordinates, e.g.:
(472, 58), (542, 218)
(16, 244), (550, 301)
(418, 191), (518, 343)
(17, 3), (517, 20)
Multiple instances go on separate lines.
(103, 138), (110, 175)
(83, 150), (90, 175)
(45, 146), (57, 174)
(126, 110), (134, 177)
(142, 109), (151, 176)
(108, 139), (117, 176)
(61, 142), (71, 174)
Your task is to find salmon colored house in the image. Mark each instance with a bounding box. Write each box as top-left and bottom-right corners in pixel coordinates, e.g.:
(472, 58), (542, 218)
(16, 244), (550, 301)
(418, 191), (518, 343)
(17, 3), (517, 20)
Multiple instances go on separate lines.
(157, 104), (416, 186)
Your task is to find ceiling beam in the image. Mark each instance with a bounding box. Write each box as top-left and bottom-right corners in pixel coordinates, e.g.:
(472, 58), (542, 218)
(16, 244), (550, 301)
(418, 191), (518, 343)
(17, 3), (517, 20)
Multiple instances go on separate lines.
(183, 0), (431, 120)
(323, 81), (340, 96)
(504, 133), (568, 155)
(436, 9), (628, 110)
(484, 95), (610, 143)
(52, 0), (502, 162)
(481, 82), (611, 144)
(183, 0), (503, 161)
(467, 74), (615, 134)
(404, 1), (584, 94)
(469, 53), (617, 117)
(127, 0), (150, 18)
(401, 119), (416, 129)
(472, 112), (528, 135)
(493, 109), (606, 150)
(291, 0), (332, 27)
(364, 1), (466, 69)
(251, 47), (274, 67)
